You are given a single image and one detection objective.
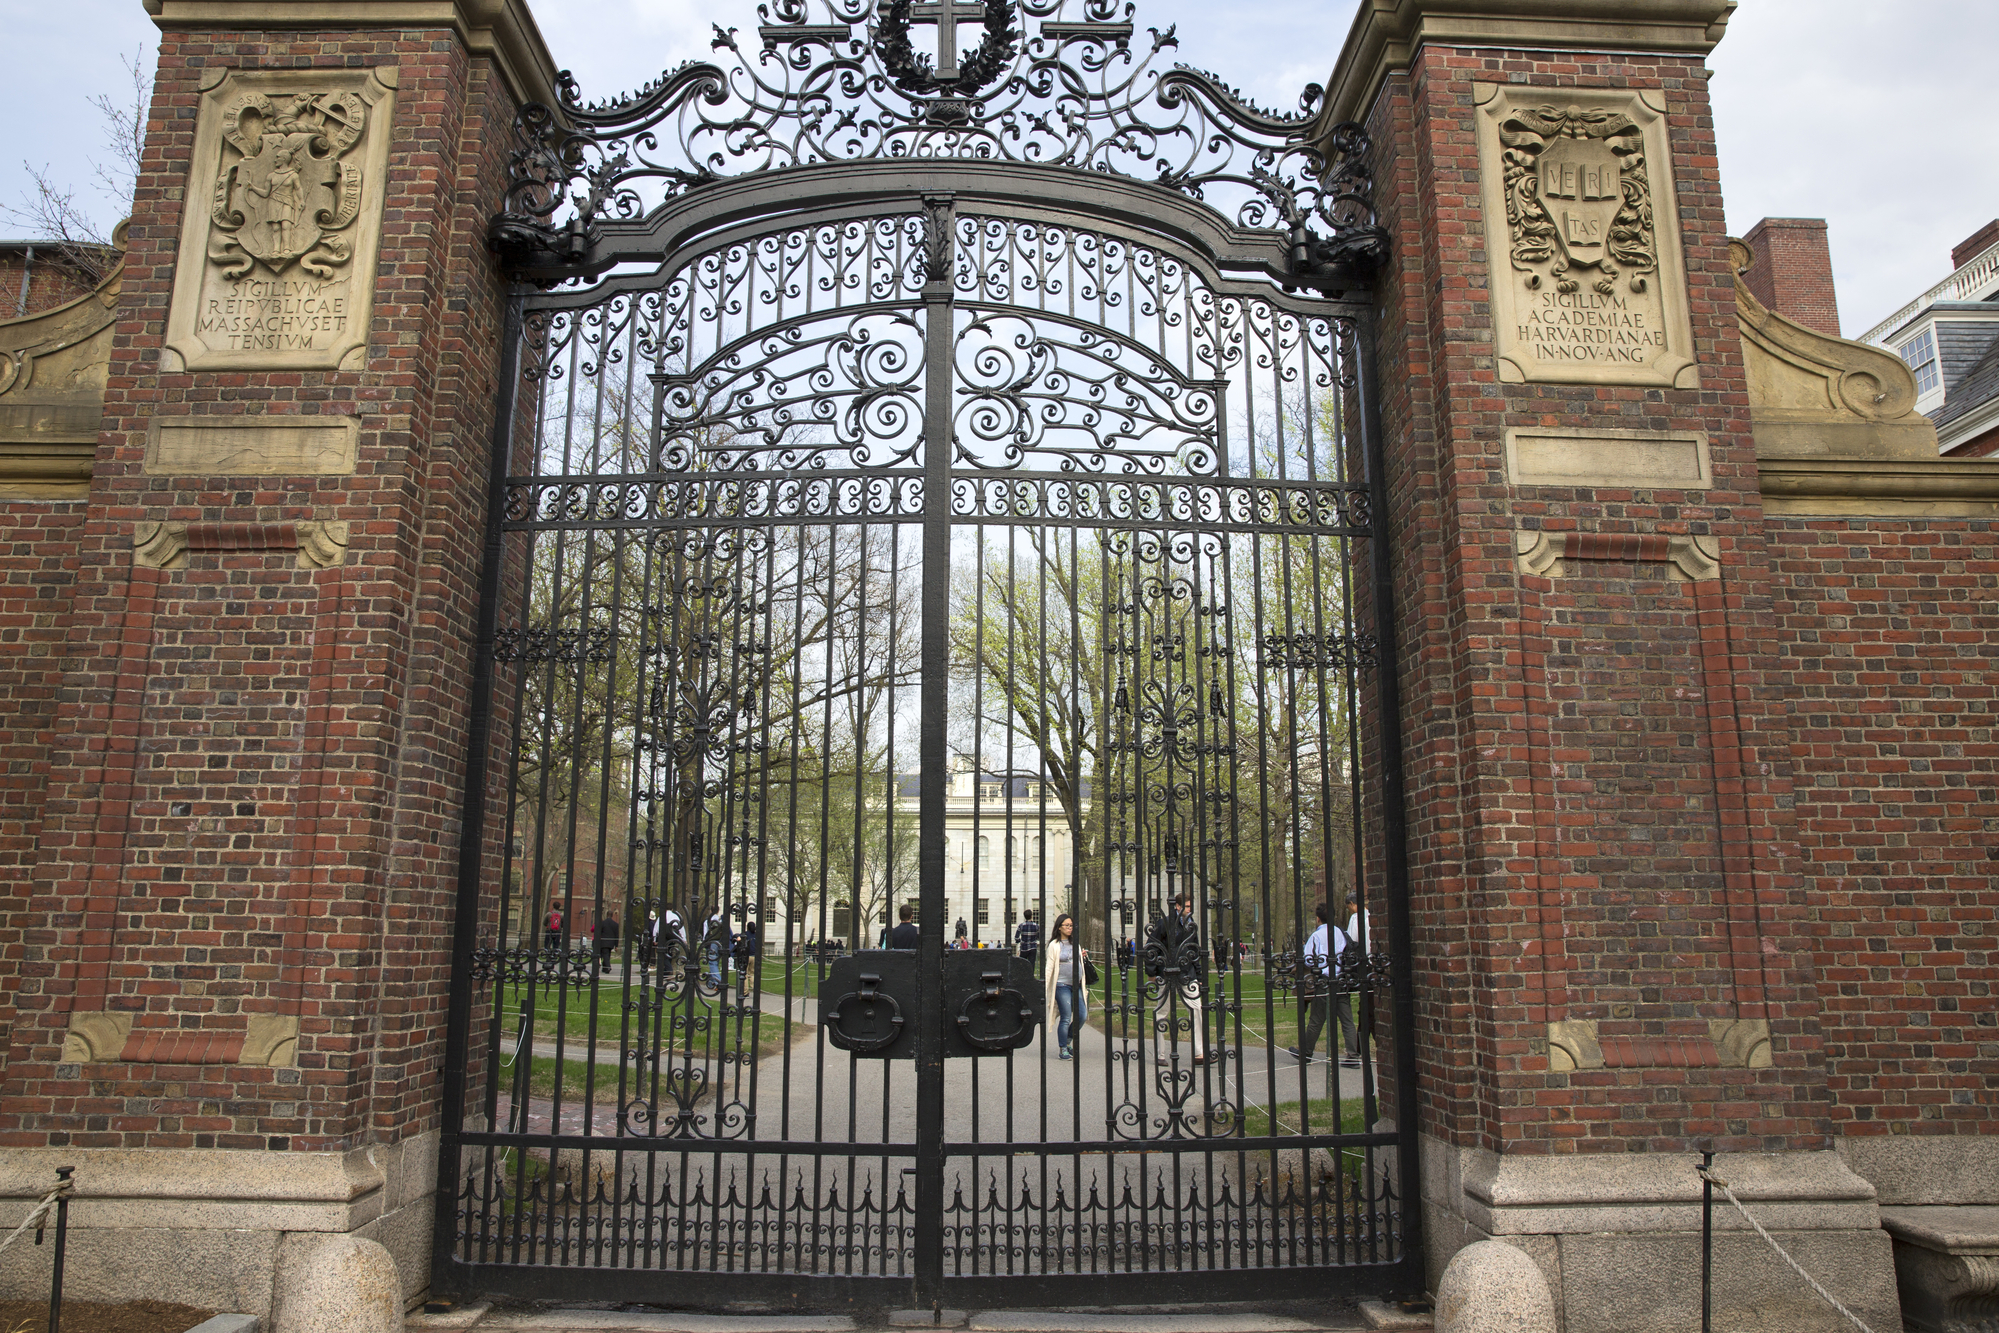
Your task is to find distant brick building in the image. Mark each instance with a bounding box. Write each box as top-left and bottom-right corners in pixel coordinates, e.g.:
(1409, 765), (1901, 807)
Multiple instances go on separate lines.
(0, 242), (113, 321)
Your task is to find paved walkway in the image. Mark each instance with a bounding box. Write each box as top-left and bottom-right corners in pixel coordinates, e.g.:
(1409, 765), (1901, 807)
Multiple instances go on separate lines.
(409, 1305), (1390, 1333)
(491, 978), (1376, 1163)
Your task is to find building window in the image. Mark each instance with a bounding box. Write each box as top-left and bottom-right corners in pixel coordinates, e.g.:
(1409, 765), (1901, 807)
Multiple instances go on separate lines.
(763, 894), (777, 924)
(1899, 327), (1940, 395)
(832, 901), (852, 940)
(976, 898), (991, 925)
(978, 835), (990, 870)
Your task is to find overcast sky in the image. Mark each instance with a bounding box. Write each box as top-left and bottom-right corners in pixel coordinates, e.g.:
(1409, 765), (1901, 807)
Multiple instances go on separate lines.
(4, 0), (1995, 337)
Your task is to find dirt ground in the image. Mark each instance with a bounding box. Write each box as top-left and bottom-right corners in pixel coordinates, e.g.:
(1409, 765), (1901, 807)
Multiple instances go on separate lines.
(0, 1299), (215, 1333)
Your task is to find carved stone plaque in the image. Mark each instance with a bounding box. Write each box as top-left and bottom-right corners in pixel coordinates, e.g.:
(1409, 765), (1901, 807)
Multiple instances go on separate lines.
(163, 67), (398, 373)
(145, 415), (359, 475)
(1474, 84), (1697, 389)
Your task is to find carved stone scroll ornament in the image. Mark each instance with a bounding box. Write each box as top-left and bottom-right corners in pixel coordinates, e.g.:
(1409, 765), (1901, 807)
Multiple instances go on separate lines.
(207, 90), (370, 281)
(1729, 238), (1942, 461)
(1498, 103), (1656, 297)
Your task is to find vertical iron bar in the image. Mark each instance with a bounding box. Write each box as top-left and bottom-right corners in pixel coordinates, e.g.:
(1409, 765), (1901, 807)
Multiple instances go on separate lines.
(435, 288), (526, 1297)
(913, 193), (957, 1306)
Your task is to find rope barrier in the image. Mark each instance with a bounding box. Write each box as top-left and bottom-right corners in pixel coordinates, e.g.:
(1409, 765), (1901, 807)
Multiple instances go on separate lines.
(1697, 1165), (1878, 1333)
(0, 1175), (72, 1256)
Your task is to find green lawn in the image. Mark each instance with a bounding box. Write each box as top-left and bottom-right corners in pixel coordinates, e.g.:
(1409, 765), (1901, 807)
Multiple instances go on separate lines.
(1240, 1094), (1370, 1140)
(499, 981), (792, 1057)
(1240, 1095), (1376, 1185)
(756, 959), (829, 1000)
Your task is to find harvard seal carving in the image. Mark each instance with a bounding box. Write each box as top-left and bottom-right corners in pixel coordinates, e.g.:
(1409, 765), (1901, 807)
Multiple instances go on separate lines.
(208, 91), (370, 280)
(1497, 103), (1656, 297)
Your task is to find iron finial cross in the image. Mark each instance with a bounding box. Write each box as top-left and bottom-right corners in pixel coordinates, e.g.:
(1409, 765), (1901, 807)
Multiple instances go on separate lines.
(905, 0), (987, 80)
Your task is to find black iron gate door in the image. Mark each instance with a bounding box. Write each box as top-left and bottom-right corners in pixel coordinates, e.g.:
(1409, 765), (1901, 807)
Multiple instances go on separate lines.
(437, 0), (1418, 1308)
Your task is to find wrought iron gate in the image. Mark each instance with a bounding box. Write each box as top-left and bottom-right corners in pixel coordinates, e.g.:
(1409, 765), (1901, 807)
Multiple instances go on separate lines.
(437, 0), (1418, 1307)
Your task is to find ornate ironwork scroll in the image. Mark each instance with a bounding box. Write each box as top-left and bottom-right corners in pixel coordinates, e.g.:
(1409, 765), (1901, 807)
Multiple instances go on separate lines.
(487, 0), (1385, 286)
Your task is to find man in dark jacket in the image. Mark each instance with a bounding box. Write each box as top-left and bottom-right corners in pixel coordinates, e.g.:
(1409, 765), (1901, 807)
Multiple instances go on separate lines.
(1015, 908), (1041, 963)
(889, 902), (921, 950)
(1145, 892), (1209, 1064)
(594, 913), (620, 975)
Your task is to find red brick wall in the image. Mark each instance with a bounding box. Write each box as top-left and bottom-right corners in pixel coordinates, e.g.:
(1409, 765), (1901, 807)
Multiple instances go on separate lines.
(1365, 45), (1831, 1157)
(1767, 517), (1999, 1139)
(0, 27), (517, 1152)
(1741, 218), (1842, 338)
(0, 506), (85, 1049)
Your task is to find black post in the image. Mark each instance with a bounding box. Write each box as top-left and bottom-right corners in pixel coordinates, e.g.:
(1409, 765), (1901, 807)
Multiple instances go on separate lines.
(911, 193), (958, 1308)
(46, 1166), (72, 1333)
(1354, 307), (1425, 1290)
(433, 287), (528, 1299)
(1701, 1148), (1714, 1333)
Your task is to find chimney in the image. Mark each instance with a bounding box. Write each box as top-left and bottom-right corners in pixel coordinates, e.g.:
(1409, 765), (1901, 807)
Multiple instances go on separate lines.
(1741, 218), (1841, 338)
(1952, 219), (1999, 271)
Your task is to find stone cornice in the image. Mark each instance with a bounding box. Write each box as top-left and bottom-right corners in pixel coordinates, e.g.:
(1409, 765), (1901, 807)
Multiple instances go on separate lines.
(1316, 0), (1737, 128)
(1758, 458), (1999, 518)
(144, 0), (560, 110)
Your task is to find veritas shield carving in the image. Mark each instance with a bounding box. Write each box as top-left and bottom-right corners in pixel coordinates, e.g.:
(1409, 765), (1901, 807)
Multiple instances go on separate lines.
(209, 91), (369, 279)
(1499, 104), (1655, 296)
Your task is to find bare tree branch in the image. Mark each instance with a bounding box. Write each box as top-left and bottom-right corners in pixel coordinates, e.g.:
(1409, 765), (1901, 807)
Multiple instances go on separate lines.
(5, 45), (150, 286)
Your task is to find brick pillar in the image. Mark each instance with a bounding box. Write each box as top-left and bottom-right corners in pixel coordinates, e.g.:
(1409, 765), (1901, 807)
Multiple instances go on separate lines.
(0, 1), (554, 1316)
(1320, 3), (1901, 1329)
(1741, 217), (1842, 337)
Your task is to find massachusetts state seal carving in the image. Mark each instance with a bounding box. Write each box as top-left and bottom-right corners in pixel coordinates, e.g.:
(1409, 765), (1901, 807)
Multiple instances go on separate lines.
(208, 91), (370, 280)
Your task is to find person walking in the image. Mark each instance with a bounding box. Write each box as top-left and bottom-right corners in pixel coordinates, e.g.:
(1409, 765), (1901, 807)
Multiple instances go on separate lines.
(593, 912), (620, 975)
(1015, 908), (1041, 964)
(1344, 892), (1371, 955)
(543, 904), (564, 953)
(1287, 901), (1352, 1065)
(889, 902), (921, 950)
(1041, 912), (1090, 1060)
(704, 907), (726, 987)
(654, 901), (683, 980)
(1341, 891), (1370, 1068)
(1145, 892), (1209, 1065)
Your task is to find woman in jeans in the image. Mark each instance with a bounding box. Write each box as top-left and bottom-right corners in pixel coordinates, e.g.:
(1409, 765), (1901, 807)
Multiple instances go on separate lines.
(1041, 913), (1090, 1060)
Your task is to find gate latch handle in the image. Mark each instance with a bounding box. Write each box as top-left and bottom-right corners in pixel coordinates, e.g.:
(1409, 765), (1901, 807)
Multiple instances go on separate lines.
(825, 971), (906, 1053)
(957, 970), (1033, 1052)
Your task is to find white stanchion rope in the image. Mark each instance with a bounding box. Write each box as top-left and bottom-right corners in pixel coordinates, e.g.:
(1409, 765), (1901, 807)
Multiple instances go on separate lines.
(1697, 1165), (1878, 1333)
(0, 1176), (72, 1256)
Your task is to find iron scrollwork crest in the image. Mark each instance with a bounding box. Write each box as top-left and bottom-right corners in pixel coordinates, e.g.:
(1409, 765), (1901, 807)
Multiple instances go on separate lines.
(487, 0), (1386, 285)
